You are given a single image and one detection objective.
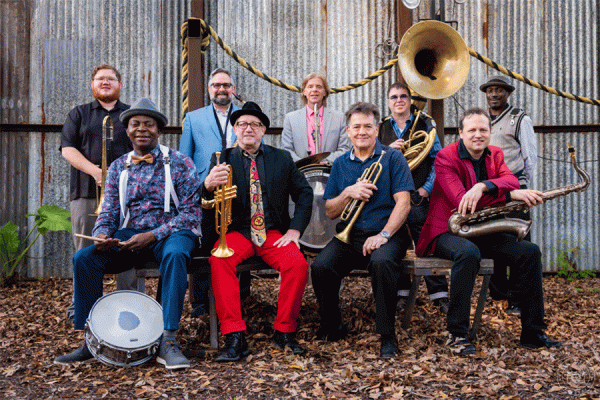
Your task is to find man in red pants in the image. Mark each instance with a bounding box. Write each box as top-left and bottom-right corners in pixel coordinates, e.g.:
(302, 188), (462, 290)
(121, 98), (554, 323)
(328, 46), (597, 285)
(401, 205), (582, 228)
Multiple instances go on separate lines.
(203, 102), (313, 361)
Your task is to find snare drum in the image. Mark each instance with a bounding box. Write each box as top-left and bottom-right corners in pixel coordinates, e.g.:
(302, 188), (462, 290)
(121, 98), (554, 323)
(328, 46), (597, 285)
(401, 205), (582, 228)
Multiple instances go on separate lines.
(84, 290), (163, 367)
(290, 164), (339, 255)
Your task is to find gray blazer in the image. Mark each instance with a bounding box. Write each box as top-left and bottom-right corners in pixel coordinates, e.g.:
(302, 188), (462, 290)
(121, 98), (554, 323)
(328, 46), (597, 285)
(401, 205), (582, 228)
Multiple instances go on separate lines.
(281, 107), (351, 164)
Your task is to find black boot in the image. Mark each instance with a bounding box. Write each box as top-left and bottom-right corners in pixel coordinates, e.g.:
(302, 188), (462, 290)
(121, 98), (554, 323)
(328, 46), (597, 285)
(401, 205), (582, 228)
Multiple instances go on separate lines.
(54, 342), (93, 365)
(215, 332), (250, 362)
(273, 330), (305, 355)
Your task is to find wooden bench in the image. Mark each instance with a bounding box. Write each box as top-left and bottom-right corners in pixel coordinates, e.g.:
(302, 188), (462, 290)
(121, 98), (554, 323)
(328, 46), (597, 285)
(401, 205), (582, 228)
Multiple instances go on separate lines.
(136, 252), (493, 348)
(400, 251), (494, 340)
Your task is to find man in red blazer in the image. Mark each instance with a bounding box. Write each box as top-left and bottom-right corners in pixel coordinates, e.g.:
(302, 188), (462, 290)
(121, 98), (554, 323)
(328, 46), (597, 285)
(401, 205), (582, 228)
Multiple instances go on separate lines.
(416, 107), (561, 355)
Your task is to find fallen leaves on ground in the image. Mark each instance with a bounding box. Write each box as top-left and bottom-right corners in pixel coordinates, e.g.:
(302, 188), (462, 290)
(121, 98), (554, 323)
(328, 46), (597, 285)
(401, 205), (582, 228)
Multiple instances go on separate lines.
(0, 274), (599, 399)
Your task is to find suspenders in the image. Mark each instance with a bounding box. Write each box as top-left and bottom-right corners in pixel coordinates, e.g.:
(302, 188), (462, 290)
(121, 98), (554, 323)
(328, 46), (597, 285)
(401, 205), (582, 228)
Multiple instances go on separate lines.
(118, 145), (179, 228)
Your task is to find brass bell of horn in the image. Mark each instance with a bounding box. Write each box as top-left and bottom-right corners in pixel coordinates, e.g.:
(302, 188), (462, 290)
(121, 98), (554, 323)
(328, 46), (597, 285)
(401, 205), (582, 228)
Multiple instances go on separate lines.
(398, 20), (470, 100)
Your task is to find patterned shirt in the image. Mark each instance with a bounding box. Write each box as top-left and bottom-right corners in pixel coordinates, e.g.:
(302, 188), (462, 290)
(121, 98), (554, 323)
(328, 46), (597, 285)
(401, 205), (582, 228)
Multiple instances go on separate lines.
(93, 144), (202, 241)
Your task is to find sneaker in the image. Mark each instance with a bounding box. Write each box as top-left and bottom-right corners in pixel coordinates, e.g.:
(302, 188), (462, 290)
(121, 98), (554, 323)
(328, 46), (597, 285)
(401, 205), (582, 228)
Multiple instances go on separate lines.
(505, 301), (521, 316)
(397, 296), (408, 308)
(446, 334), (476, 356)
(156, 339), (190, 369)
(433, 298), (450, 314)
(54, 342), (93, 365)
(65, 303), (75, 323)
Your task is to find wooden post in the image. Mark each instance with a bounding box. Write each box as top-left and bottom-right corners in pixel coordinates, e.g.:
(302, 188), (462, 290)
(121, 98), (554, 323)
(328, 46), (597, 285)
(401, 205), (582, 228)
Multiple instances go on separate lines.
(187, 0), (205, 112)
(395, 2), (413, 84)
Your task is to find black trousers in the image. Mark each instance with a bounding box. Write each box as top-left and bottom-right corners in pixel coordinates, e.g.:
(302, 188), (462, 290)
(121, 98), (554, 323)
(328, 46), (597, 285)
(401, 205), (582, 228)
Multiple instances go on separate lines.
(434, 232), (547, 337)
(311, 228), (412, 336)
(397, 192), (449, 298)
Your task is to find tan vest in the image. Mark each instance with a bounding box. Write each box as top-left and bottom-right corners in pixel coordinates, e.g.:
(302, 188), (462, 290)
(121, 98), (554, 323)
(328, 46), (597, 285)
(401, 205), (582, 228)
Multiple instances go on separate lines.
(489, 105), (526, 184)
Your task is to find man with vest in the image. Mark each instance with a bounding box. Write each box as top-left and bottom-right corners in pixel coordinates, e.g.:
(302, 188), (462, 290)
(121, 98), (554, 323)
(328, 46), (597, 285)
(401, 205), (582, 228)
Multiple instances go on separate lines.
(378, 82), (449, 314)
(54, 98), (202, 370)
(481, 75), (537, 314)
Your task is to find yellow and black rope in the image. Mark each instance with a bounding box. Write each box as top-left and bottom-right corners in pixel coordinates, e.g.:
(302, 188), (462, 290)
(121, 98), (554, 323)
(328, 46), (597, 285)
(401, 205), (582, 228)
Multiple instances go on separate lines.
(468, 48), (600, 106)
(181, 17), (600, 118)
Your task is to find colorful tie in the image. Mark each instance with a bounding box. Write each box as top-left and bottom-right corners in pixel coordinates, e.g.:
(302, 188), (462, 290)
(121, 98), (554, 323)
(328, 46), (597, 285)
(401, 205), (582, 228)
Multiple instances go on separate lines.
(244, 152), (266, 246)
(131, 154), (154, 165)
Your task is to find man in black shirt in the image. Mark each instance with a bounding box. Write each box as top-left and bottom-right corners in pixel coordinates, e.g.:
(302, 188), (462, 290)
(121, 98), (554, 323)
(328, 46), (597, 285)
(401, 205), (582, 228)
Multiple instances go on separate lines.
(60, 64), (135, 319)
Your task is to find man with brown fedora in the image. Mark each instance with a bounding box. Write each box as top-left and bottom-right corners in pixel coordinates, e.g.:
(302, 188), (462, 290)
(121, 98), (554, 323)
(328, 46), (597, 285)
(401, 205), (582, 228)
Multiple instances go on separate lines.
(480, 75), (537, 315)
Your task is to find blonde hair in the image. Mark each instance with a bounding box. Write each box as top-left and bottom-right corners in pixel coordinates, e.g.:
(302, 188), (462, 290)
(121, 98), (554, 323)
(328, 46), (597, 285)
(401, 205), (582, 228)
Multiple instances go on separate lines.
(300, 73), (330, 107)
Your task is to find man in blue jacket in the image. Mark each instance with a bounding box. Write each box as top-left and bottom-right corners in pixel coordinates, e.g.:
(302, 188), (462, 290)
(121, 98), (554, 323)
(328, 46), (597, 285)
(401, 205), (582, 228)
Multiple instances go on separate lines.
(179, 68), (247, 316)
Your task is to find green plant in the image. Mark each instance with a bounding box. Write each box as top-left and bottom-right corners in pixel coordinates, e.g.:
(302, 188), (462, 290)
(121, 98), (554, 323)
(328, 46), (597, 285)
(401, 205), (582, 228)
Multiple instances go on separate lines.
(554, 241), (596, 281)
(0, 205), (71, 283)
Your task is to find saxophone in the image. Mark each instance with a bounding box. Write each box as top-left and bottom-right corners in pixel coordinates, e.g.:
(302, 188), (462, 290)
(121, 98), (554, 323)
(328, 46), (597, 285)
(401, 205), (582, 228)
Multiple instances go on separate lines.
(448, 144), (590, 241)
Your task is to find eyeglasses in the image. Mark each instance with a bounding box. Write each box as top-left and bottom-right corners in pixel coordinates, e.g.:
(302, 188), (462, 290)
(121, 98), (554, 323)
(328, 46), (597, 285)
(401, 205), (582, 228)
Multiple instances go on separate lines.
(94, 77), (119, 83)
(235, 121), (263, 130)
(389, 94), (410, 101)
(210, 83), (233, 89)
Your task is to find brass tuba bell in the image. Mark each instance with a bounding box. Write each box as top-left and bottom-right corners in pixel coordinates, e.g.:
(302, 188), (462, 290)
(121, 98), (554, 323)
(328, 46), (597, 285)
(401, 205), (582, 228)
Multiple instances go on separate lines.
(398, 20), (470, 100)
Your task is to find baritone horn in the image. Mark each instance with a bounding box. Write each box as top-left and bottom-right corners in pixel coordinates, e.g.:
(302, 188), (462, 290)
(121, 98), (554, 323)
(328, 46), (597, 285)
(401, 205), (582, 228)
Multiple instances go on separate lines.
(211, 152), (237, 258)
(334, 152), (385, 244)
(90, 116), (113, 216)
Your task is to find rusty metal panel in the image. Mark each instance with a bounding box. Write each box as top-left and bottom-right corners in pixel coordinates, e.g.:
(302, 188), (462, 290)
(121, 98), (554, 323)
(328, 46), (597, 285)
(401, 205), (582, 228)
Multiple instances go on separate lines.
(203, 0), (399, 143)
(1, 0), (31, 277)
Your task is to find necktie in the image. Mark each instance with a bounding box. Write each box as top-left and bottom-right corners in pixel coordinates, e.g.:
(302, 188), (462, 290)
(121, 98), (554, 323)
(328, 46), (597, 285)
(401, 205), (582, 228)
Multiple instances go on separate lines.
(131, 154), (154, 165)
(244, 152), (266, 246)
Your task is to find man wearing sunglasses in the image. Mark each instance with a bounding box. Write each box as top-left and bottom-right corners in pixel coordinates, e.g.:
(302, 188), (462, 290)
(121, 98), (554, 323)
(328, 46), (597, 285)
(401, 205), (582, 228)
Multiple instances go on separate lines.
(379, 82), (449, 314)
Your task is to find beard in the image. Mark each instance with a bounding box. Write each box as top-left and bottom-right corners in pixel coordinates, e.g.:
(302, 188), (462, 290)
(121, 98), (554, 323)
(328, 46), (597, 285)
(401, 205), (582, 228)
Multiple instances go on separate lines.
(92, 86), (121, 103)
(211, 93), (233, 107)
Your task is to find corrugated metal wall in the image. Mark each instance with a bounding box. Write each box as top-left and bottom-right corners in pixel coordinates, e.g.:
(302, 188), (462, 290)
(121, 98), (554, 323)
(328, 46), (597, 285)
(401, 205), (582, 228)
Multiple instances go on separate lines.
(1, 0), (31, 278)
(1, 0), (598, 276)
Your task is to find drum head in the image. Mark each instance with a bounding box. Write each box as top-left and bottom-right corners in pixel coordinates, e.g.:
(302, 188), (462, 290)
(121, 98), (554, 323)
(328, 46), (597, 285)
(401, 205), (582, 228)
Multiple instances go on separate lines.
(87, 291), (163, 350)
(290, 164), (338, 255)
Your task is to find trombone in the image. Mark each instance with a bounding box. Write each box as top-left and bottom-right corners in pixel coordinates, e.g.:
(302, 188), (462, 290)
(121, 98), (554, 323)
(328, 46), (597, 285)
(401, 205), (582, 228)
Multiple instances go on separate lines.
(90, 116), (113, 216)
(210, 152), (237, 258)
(334, 152), (385, 244)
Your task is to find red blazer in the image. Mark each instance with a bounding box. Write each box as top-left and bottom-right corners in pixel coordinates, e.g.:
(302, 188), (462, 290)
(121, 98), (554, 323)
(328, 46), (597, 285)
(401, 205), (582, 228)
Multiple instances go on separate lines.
(415, 142), (520, 256)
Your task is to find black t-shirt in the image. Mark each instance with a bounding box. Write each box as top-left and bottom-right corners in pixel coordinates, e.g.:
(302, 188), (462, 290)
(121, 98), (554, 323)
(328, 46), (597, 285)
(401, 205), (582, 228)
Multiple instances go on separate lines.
(60, 100), (132, 200)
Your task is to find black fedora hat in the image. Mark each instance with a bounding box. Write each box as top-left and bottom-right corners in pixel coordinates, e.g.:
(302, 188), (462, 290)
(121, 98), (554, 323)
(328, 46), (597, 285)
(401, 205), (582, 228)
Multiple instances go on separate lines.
(230, 101), (270, 129)
(479, 75), (515, 93)
(119, 98), (169, 129)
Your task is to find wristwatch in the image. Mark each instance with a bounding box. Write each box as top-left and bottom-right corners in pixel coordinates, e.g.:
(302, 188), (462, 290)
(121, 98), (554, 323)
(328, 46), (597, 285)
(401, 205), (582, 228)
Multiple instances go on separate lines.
(379, 230), (391, 239)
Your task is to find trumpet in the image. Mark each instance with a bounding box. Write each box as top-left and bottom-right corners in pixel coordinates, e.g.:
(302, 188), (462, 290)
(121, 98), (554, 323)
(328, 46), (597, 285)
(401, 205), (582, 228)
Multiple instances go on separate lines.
(90, 116), (113, 216)
(334, 152), (385, 244)
(211, 152), (237, 258)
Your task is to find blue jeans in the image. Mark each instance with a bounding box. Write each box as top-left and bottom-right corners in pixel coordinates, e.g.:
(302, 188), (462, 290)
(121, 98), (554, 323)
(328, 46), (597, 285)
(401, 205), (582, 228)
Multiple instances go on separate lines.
(73, 228), (196, 331)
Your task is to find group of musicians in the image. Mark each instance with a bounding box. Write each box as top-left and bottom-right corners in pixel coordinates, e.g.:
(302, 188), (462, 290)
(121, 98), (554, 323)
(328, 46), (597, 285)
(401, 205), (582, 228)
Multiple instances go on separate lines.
(55, 65), (561, 369)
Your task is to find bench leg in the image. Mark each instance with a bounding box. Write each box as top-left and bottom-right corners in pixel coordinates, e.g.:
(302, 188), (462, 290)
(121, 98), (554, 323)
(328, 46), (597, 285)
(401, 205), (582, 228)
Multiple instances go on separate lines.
(402, 275), (421, 330)
(469, 274), (491, 340)
(208, 285), (219, 350)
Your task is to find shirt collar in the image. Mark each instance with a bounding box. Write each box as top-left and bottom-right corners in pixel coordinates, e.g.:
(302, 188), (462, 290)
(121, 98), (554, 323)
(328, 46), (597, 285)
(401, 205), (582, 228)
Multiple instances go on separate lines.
(236, 143), (264, 157)
(213, 103), (232, 116)
(92, 99), (126, 111)
(306, 104), (323, 116)
(458, 139), (491, 162)
(350, 141), (384, 161)
(133, 144), (161, 159)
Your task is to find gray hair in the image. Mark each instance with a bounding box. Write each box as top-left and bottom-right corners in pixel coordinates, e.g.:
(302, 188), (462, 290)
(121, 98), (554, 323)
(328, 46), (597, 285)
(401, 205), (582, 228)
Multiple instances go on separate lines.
(345, 102), (380, 126)
(208, 67), (235, 87)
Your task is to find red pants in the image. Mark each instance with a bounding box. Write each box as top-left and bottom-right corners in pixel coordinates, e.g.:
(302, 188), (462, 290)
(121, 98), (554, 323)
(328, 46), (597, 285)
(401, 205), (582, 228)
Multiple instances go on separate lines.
(209, 230), (309, 335)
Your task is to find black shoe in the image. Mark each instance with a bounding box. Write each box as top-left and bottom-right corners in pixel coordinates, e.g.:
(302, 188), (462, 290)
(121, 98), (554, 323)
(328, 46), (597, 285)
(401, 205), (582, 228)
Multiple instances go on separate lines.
(54, 342), (93, 365)
(520, 332), (562, 349)
(316, 324), (348, 342)
(273, 331), (305, 355)
(446, 334), (476, 356)
(215, 332), (250, 362)
(379, 335), (399, 359)
(433, 298), (450, 314)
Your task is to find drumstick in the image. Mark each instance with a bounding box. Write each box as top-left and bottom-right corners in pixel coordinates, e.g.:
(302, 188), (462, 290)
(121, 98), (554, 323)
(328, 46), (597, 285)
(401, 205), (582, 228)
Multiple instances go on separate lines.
(74, 233), (125, 246)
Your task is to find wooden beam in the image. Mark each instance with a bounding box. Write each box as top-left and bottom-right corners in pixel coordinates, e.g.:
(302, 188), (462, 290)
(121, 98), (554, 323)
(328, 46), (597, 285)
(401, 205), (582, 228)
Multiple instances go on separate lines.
(395, 2), (413, 84)
(187, 0), (205, 112)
